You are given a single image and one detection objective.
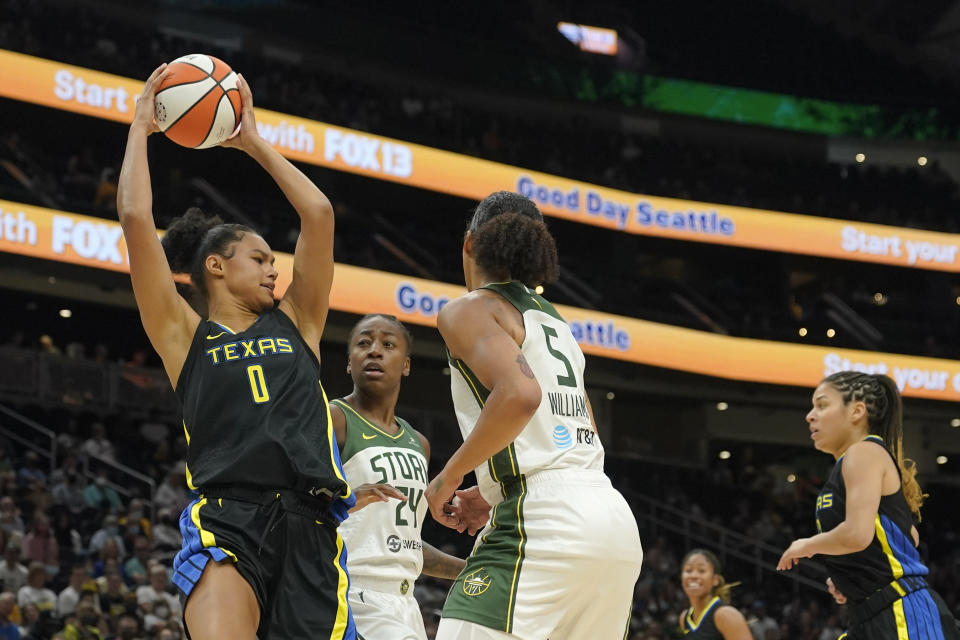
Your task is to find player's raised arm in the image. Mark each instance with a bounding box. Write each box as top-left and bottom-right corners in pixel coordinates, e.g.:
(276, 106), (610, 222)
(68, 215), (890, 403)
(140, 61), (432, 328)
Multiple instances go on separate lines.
(117, 63), (200, 386)
(219, 75), (335, 349)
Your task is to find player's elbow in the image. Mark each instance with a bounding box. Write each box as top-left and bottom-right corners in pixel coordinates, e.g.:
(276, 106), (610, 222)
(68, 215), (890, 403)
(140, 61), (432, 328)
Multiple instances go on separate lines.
(847, 525), (875, 552)
(509, 380), (542, 417)
(117, 205), (150, 228)
(302, 196), (334, 223)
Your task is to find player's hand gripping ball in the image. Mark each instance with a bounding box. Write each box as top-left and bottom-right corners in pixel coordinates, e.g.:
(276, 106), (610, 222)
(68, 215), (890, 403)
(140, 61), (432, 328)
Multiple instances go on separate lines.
(154, 54), (241, 149)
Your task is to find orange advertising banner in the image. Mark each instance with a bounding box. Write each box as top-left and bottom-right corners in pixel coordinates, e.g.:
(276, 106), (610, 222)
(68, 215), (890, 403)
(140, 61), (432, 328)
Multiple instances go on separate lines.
(2, 49), (960, 272)
(2, 198), (959, 401)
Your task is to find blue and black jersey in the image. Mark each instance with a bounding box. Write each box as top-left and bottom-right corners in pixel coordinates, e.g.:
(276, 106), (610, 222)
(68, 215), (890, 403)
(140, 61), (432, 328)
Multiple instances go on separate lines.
(175, 307), (352, 509)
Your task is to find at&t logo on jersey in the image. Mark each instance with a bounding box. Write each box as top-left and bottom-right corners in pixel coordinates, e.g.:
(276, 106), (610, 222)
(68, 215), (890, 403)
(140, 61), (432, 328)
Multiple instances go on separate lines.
(552, 425), (573, 450)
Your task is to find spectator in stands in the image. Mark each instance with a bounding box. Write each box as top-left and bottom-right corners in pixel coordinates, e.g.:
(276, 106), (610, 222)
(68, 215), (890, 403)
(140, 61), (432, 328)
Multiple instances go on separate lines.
(21, 514), (56, 577)
(119, 352), (151, 390)
(89, 517), (124, 558)
(83, 474), (121, 515)
(137, 416), (168, 447)
(644, 536), (679, 579)
(92, 539), (123, 584)
(82, 424), (115, 463)
(98, 571), (130, 619)
(57, 565), (91, 617)
(748, 601), (778, 640)
(65, 342), (86, 360)
(0, 499), (24, 538)
(0, 592), (18, 640)
(56, 454), (81, 482)
(50, 509), (83, 566)
(136, 565), (179, 633)
(64, 597), (104, 640)
(122, 538), (150, 587)
(15, 603), (37, 639)
(0, 544), (26, 593)
(118, 501), (149, 546)
(38, 336), (60, 356)
(15, 453), (45, 491)
(113, 615), (140, 640)
(817, 614), (843, 640)
(152, 472), (187, 515)
(148, 442), (171, 478)
(51, 473), (87, 519)
(16, 562), (55, 613)
(147, 511), (178, 564)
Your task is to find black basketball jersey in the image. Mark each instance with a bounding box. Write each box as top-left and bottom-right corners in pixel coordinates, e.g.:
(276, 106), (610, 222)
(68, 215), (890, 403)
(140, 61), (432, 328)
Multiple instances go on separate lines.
(814, 435), (928, 603)
(175, 307), (352, 506)
(680, 597), (723, 638)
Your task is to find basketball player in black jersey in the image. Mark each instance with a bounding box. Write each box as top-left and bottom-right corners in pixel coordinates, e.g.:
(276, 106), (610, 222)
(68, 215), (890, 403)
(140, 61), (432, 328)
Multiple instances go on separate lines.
(778, 372), (959, 640)
(678, 549), (751, 639)
(118, 65), (400, 640)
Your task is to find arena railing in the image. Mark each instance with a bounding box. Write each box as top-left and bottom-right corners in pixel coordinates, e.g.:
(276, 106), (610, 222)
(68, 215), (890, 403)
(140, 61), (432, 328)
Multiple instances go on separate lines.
(0, 403), (57, 477)
(81, 451), (158, 523)
(626, 489), (830, 594)
(0, 347), (177, 417)
(0, 400), (158, 521)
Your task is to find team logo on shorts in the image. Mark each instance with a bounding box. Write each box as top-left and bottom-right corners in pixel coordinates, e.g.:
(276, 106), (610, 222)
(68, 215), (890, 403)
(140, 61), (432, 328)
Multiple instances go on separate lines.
(552, 425), (573, 450)
(462, 567), (492, 596)
(400, 579), (410, 595)
(387, 534), (401, 553)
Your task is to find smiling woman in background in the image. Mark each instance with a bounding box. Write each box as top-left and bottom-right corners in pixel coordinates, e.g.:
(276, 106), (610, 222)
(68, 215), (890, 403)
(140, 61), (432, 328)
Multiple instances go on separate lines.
(678, 549), (751, 639)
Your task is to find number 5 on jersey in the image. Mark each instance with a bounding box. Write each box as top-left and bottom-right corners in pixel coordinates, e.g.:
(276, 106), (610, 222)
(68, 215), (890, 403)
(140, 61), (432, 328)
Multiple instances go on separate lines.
(542, 325), (577, 387)
(247, 364), (270, 403)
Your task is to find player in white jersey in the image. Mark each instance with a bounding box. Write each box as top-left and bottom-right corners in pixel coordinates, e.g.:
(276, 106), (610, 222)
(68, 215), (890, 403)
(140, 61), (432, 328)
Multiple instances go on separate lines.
(425, 191), (643, 640)
(332, 314), (467, 640)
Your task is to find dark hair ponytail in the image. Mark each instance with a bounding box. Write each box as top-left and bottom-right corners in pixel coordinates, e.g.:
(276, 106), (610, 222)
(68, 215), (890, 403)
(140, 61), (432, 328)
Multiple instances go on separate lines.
(681, 549), (740, 603)
(161, 207), (254, 299)
(822, 371), (925, 519)
(468, 191), (559, 287)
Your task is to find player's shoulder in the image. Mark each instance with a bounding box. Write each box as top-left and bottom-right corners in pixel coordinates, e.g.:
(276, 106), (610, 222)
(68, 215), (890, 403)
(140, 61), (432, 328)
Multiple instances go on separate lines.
(438, 291), (511, 344)
(410, 427), (430, 455)
(842, 438), (890, 465)
(328, 398), (347, 427)
(714, 604), (744, 621)
(713, 604), (747, 630)
(441, 289), (503, 318)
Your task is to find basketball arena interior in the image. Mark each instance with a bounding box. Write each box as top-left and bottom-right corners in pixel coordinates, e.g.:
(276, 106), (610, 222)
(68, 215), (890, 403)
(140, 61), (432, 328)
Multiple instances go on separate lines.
(0, 1), (959, 638)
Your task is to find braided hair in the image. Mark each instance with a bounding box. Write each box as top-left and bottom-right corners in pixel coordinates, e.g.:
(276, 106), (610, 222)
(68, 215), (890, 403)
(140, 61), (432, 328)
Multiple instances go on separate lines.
(822, 371), (925, 519)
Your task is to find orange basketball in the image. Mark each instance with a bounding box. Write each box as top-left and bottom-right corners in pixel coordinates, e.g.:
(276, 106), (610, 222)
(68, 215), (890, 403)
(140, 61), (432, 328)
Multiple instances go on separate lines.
(154, 54), (241, 149)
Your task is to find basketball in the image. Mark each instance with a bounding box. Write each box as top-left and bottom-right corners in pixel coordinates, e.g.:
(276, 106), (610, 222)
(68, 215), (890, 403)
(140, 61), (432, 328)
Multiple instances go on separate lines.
(154, 54), (241, 149)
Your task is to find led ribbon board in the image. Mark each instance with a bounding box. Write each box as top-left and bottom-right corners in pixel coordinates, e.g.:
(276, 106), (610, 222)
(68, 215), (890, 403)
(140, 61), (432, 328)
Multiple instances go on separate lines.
(2, 50), (959, 271)
(2, 199), (958, 401)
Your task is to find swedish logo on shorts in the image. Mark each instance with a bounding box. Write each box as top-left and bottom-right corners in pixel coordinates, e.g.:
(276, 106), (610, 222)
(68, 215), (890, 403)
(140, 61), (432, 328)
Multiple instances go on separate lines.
(463, 567), (492, 596)
(552, 425), (573, 450)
